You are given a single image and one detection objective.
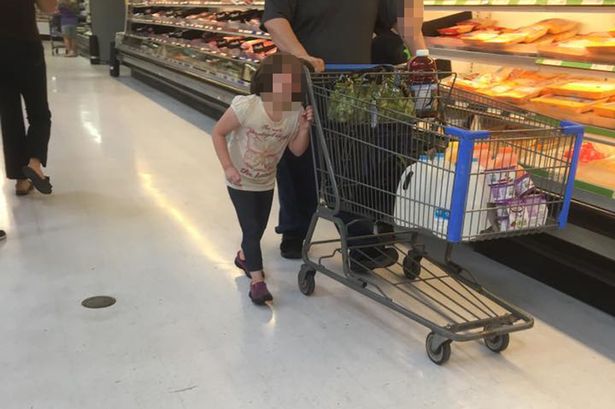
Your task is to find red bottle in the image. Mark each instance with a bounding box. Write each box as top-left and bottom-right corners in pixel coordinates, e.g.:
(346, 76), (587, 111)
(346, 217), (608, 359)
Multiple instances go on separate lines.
(407, 49), (438, 116)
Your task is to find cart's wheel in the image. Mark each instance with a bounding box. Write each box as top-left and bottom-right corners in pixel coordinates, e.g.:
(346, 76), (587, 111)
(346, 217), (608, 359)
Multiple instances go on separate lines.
(484, 333), (510, 353)
(402, 253), (422, 280)
(298, 267), (316, 296)
(426, 332), (451, 365)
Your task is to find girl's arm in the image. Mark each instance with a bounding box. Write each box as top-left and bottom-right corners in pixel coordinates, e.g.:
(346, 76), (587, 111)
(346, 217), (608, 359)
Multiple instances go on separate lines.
(212, 107), (242, 185)
(288, 106), (314, 157)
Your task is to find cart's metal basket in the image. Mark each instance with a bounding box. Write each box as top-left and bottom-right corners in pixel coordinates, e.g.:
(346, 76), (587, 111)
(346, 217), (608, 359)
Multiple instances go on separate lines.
(307, 68), (584, 243)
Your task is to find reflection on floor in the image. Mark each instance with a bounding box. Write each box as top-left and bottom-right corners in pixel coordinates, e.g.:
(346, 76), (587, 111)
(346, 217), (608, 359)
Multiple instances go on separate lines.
(0, 47), (614, 409)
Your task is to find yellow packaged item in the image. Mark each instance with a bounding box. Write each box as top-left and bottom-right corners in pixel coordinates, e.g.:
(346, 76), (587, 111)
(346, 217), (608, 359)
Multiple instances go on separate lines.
(519, 25), (549, 44)
(483, 32), (528, 45)
(531, 95), (606, 113)
(586, 38), (615, 54)
(537, 19), (579, 34)
(594, 101), (615, 119)
(544, 81), (615, 100)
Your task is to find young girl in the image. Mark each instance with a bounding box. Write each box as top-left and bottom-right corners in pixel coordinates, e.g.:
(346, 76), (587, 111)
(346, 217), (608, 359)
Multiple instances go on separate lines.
(212, 53), (313, 305)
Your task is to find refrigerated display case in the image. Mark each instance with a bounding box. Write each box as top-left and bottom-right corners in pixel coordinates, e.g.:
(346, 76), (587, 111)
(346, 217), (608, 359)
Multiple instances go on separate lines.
(116, 1), (266, 111)
(115, 0), (615, 314)
(421, 1), (615, 314)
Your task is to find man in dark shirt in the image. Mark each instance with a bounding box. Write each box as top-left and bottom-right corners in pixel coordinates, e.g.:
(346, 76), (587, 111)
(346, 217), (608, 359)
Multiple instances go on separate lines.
(0, 0), (57, 197)
(264, 0), (425, 70)
(263, 0), (426, 266)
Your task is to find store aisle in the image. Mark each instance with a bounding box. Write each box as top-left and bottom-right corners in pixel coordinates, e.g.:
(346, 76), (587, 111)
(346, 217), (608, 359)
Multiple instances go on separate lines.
(1, 51), (614, 409)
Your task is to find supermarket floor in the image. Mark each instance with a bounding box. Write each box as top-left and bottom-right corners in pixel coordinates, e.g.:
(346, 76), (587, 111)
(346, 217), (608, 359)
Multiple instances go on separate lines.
(1, 50), (614, 409)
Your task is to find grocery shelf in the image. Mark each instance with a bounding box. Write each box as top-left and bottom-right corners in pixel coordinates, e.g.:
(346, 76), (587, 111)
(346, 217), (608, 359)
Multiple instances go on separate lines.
(536, 58), (615, 74)
(574, 179), (615, 203)
(129, 17), (270, 39)
(429, 47), (615, 79)
(425, 0), (614, 11)
(118, 43), (250, 94)
(585, 126), (615, 141)
(130, 1), (264, 8)
(125, 33), (261, 64)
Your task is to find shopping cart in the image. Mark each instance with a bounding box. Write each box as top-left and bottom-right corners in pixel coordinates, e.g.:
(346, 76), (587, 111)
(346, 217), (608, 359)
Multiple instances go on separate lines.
(298, 64), (584, 365)
(49, 14), (65, 56)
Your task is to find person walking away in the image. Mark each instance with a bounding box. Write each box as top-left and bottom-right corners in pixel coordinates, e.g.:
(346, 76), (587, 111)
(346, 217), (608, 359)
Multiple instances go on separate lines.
(58, 0), (79, 57)
(263, 0), (426, 269)
(211, 53), (313, 305)
(0, 0), (56, 196)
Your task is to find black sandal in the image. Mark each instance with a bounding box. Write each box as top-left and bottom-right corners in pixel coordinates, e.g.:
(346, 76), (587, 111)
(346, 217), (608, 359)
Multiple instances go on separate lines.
(22, 166), (52, 194)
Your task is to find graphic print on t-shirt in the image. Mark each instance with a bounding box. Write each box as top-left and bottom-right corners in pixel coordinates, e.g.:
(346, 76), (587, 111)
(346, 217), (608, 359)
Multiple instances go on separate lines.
(227, 94), (302, 191)
(241, 124), (289, 180)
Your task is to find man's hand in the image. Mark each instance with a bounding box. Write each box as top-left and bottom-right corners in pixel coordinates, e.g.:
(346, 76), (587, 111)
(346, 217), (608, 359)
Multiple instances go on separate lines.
(299, 106), (314, 131)
(299, 55), (325, 72)
(225, 166), (242, 186)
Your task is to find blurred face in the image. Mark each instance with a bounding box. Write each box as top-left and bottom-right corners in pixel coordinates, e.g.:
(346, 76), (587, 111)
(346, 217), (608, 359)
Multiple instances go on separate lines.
(261, 56), (303, 110)
(272, 72), (294, 102)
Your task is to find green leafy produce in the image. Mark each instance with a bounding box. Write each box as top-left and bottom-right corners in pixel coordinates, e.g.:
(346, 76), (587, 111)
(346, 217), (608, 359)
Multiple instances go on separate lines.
(327, 74), (415, 123)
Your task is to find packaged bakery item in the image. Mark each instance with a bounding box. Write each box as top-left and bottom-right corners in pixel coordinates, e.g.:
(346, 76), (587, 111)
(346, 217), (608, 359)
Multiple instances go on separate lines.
(585, 38), (615, 55)
(565, 142), (606, 163)
(518, 25), (550, 44)
(544, 81), (615, 100)
(460, 31), (500, 44)
(537, 19), (579, 34)
(533, 29), (579, 45)
(495, 86), (544, 104)
(594, 101), (615, 119)
(437, 24), (475, 36)
(458, 18), (498, 30)
(483, 32), (529, 45)
(531, 95), (606, 113)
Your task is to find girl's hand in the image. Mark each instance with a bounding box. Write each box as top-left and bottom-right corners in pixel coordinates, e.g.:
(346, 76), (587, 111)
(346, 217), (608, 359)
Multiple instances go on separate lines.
(225, 166), (242, 186)
(299, 106), (314, 132)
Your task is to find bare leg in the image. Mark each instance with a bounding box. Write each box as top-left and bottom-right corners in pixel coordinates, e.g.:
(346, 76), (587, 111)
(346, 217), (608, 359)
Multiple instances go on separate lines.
(27, 158), (46, 179)
(63, 36), (70, 55)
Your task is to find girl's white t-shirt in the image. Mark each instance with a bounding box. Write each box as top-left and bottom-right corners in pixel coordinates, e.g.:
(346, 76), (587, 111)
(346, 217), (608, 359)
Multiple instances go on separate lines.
(227, 95), (303, 191)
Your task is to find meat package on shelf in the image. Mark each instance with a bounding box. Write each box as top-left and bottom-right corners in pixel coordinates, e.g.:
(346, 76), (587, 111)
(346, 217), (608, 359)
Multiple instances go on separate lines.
(447, 69), (615, 192)
(429, 17), (615, 63)
(131, 6), (268, 36)
(449, 68), (615, 125)
(130, 6), (275, 61)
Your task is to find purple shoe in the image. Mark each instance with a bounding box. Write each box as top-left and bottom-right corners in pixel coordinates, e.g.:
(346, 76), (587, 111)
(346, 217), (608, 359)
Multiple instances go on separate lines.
(234, 252), (264, 279)
(249, 282), (273, 305)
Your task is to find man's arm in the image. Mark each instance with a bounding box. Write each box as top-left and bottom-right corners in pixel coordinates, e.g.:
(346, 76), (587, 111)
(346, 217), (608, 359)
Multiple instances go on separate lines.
(264, 18), (325, 72)
(396, 0), (427, 55)
(36, 0), (58, 13)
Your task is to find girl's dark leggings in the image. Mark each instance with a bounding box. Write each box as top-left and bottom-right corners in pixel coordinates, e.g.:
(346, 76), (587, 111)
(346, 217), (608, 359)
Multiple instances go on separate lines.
(228, 187), (274, 272)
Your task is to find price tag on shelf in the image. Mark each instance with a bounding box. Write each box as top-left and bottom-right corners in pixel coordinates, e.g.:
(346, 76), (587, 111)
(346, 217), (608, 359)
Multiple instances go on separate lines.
(576, 0), (606, 5)
(537, 58), (564, 67)
(590, 63), (615, 72)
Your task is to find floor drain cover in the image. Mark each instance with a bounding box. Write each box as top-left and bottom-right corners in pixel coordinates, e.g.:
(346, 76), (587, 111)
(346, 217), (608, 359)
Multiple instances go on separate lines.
(82, 296), (116, 309)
